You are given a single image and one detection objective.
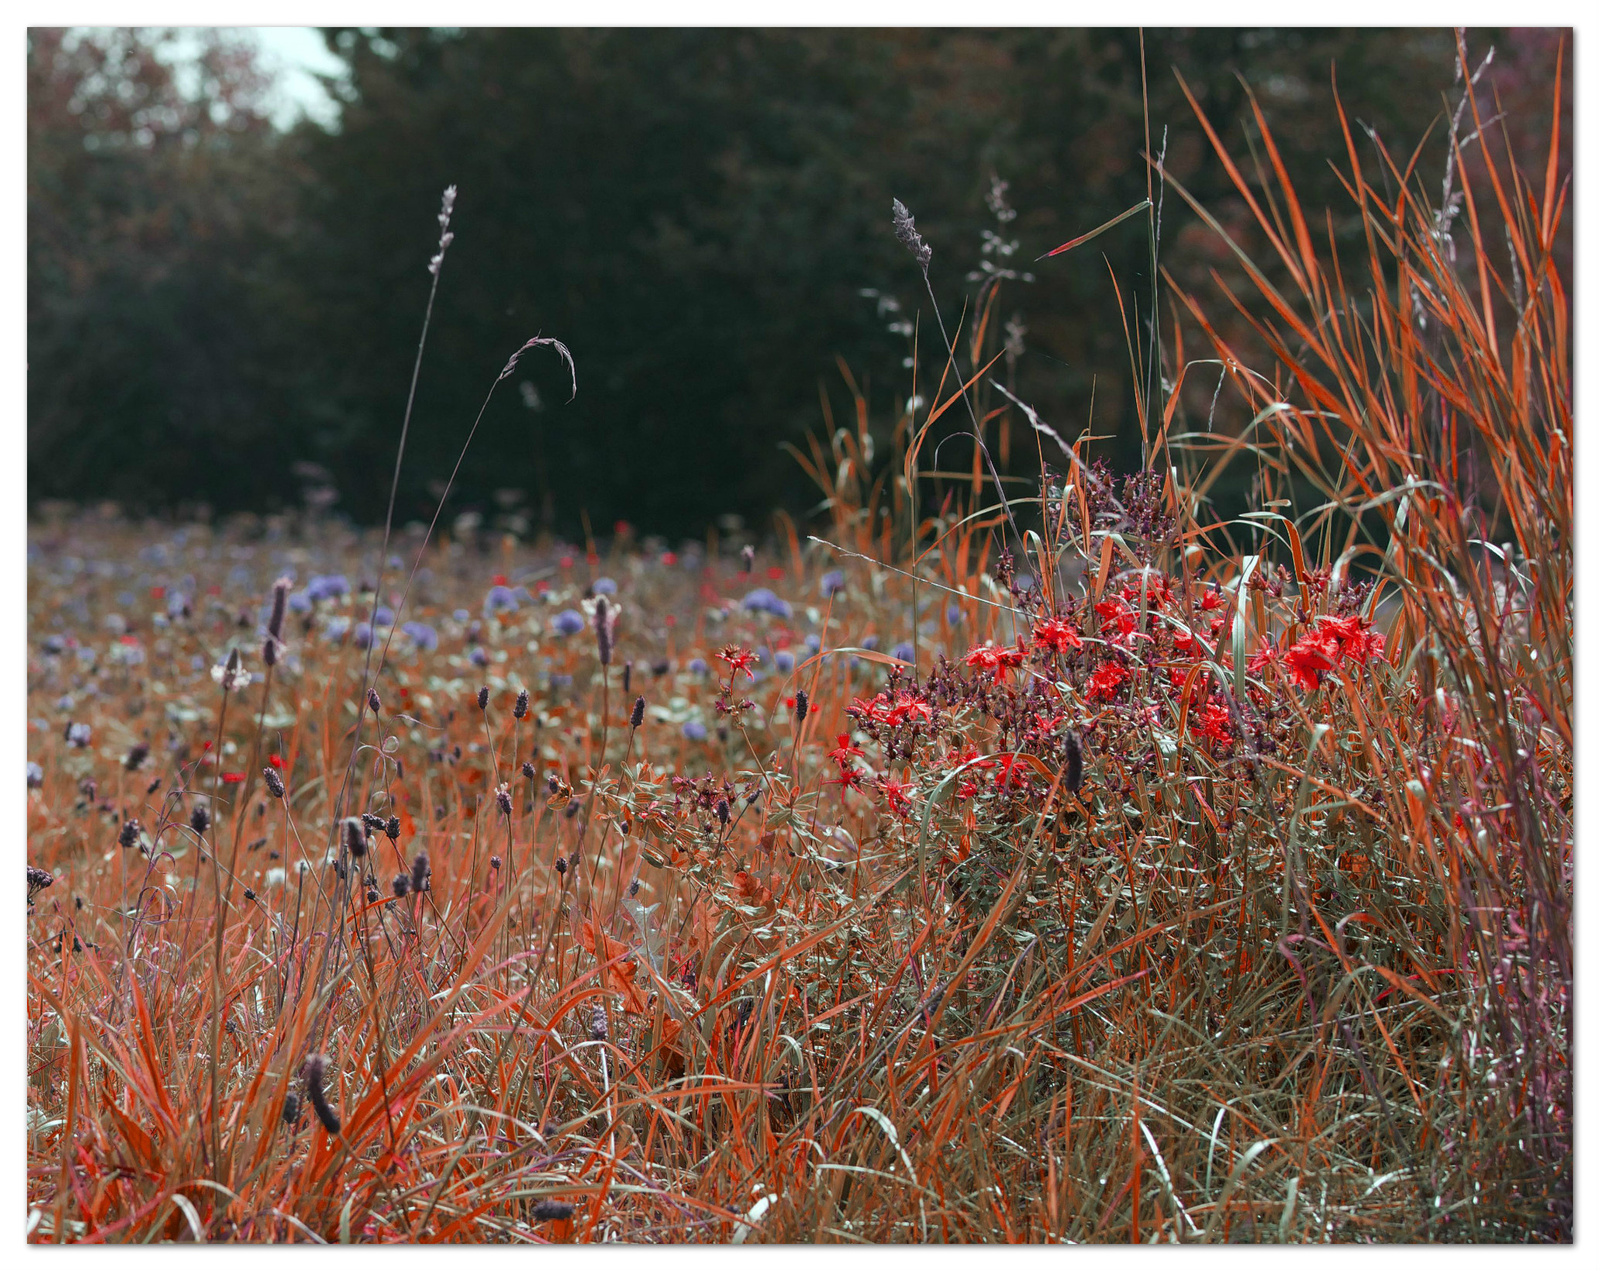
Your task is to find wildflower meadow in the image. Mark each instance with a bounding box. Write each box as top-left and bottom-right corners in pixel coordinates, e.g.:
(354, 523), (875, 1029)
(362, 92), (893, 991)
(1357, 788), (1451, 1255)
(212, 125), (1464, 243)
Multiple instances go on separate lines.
(25, 43), (1571, 1243)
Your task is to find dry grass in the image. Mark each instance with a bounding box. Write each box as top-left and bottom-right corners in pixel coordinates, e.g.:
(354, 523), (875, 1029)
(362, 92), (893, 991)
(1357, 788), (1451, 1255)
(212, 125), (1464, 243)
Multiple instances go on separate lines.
(25, 50), (1569, 1243)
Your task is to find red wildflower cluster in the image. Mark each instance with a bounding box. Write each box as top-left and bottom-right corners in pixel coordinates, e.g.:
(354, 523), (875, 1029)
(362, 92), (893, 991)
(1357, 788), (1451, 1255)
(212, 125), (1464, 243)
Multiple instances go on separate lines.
(852, 690), (933, 728)
(1029, 617), (1082, 654)
(1087, 661), (1131, 701)
(963, 642), (1027, 677)
(826, 733), (869, 792)
(1279, 615), (1385, 692)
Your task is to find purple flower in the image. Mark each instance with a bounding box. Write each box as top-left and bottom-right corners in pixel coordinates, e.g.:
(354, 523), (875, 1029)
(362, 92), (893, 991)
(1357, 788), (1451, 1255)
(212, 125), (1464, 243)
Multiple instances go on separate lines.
(890, 641), (915, 663)
(862, 635), (880, 651)
(288, 591), (313, 613)
(453, 608), (470, 624)
(373, 606), (395, 627)
(592, 577), (618, 595)
(820, 570), (846, 598)
(402, 621), (439, 652)
(946, 604), (963, 625)
(552, 609), (585, 636)
(742, 589), (794, 620)
(688, 657), (708, 675)
(306, 574), (350, 602)
(774, 649), (796, 673)
(353, 623), (374, 649)
(484, 585), (519, 616)
(26, 761), (43, 788)
(65, 722), (91, 748)
(469, 646), (490, 667)
(324, 616), (352, 642)
(681, 720), (708, 741)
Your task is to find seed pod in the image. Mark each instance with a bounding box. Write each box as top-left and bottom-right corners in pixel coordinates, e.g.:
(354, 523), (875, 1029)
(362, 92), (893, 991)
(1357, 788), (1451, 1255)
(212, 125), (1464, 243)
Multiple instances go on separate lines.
(367, 687), (382, 715)
(361, 812), (386, 833)
(303, 1053), (340, 1135)
(514, 689), (529, 720)
(263, 767), (285, 799)
(243, 887), (257, 902)
(522, 761), (536, 780)
(392, 873), (410, 898)
(384, 815), (400, 842)
(343, 817), (367, 858)
(190, 804), (211, 834)
(118, 819), (141, 850)
(622, 661), (632, 694)
(533, 1200), (573, 1222)
(365, 887), (379, 904)
(124, 742), (150, 772)
(476, 686), (489, 711)
(554, 857), (567, 876)
(489, 855), (501, 871)
(282, 1091), (301, 1125)
(715, 798), (730, 826)
(546, 774), (560, 795)
(410, 849), (430, 894)
(496, 783), (513, 815)
(1063, 730), (1084, 794)
(592, 596), (615, 665)
(630, 696), (645, 729)
(794, 689), (809, 723)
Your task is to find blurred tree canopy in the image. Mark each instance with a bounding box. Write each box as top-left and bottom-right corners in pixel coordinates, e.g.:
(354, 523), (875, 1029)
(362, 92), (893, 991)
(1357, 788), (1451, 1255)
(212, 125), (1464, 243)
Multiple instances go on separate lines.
(27, 26), (1564, 538)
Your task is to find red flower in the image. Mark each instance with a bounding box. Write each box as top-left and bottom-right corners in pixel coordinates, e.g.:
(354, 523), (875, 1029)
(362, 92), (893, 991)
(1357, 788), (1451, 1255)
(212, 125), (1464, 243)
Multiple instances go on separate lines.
(661, 551), (679, 567)
(1195, 700), (1233, 744)
(221, 772), (245, 784)
(1031, 617), (1083, 654)
(1172, 626), (1212, 657)
(766, 566), (785, 581)
(877, 777), (916, 818)
(963, 642), (1026, 677)
(1315, 614), (1385, 665)
(993, 753), (1034, 790)
(268, 753), (285, 768)
(883, 692), (933, 727)
(1086, 661), (1131, 701)
(492, 573), (508, 586)
(717, 645), (759, 682)
(1200, 587), (1225, 611)
(827, 733), (865, 767)
(1246, 645), (1278, 677)
(1095, 597), (1137, 639)
(1283, 633), (1338, 691)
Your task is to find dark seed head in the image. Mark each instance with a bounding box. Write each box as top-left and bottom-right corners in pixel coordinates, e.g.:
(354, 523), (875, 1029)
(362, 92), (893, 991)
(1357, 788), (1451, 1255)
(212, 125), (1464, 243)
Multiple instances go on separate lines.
(554, 857), (567, 876)
(477, 686), (489, 711)
(367, 687), (382, 715)
(514, 688), (529, 719)
(264, 767), (285, 799)
(1063, 729), (1084, 794)
(533, 1200), (573, 1223)
(343, 817), (367, 858)
(361, 812), (386, 833)
(590, 1006), (608, 1042)
(303, 1053), (340, 1135)
(522, 761), (536, 780)
(282, 1091), (301, 1124)
(392, 873), (410, 898)
(124, 742), (150, 772)
(630, 695), (645, 729)
(190, 805), (211, 834)
(410, 849), (430, 894)
(385, 815), (400, 842)
(496, 784), (513, 815)
(365, 887), (379, 904)
(715, 798), (730, 826)
(794, 689), (809, 723)
(489, 855), (501, 870)
(118, 819), (141, 850)
(244, 887), (257, 902)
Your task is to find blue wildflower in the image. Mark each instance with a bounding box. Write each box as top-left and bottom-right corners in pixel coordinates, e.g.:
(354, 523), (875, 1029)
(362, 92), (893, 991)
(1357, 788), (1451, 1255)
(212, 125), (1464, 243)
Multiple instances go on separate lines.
(775, 649), (796, 673)
(592, 577), (618, 595)
(373, 606), (395, 627)
(27, 761), (43, 788)
(453, 608), (470, 624)
(402, 621), (439, 652)
(306, 574), (350, 602)
(288, 591), (312, 613)
(946, 604), (963, 625)
(743, 589), (794, 619)
(682, 720), (708, 741)
(65, 722), (91, 748)
(484, 585), (519, 616)
(804, 633), (822, 654)
(324, 616), (352, 642)
(353, 623), (374, 649)
(862, 635), (880, 651)
(688, 657), (708, 675)
(890, 641), (915, 663)
(820, 570), (846, 598)
(469, 646), (489, 667)
(552, 609), (585, 636)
